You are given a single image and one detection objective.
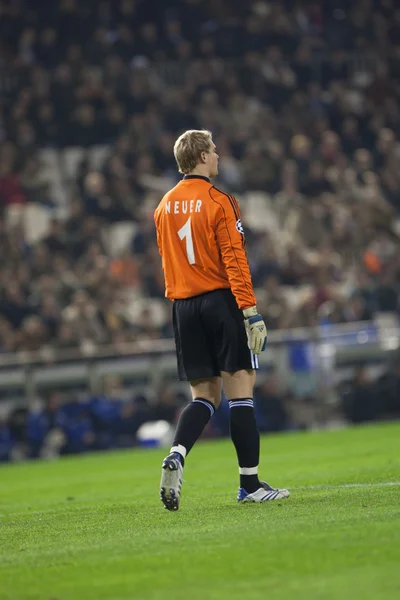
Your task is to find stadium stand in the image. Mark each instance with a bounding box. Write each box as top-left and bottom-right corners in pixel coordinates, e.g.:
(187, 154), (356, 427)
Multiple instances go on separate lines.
(0, 0), (399, 459)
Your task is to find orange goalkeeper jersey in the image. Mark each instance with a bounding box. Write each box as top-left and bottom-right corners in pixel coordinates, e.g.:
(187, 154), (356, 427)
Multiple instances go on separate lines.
(154, 175), (257, 310)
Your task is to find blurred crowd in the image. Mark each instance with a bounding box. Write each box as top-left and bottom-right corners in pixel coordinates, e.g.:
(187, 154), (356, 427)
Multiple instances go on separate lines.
(0, 0), (399, 355)
(2, 357), (400, 462)
(0, 375), (182, 461)
(0, 370), (321, 462)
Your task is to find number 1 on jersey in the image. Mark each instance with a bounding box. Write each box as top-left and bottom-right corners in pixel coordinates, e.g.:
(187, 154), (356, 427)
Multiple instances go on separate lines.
(178, 217), (195, 265)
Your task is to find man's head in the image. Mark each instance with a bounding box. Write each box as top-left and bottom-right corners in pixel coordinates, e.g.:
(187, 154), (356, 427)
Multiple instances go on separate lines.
(173, 129), (219, 178)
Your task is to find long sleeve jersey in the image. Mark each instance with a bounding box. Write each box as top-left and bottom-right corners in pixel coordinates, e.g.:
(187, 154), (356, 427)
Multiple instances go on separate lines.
(154, 175), (256, 310)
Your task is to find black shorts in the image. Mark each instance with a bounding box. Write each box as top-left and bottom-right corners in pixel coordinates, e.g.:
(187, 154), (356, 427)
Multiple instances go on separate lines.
(172, 288), (259, 381)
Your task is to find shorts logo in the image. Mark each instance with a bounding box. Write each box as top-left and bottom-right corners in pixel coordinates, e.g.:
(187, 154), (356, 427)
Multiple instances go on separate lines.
(236, 219), (244, 235)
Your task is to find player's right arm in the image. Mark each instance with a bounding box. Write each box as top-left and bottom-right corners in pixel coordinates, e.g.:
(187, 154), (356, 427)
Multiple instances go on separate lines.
(154, 209), (162, 258)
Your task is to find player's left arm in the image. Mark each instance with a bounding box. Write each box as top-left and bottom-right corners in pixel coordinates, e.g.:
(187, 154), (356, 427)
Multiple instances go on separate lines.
(211, 189), (267, 354)
(210, 188), (256, 310)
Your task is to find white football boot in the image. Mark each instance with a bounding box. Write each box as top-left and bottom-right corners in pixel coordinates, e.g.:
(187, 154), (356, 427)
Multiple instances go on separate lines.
(238, 481), (290, 503)
(160, 452), (184, 511)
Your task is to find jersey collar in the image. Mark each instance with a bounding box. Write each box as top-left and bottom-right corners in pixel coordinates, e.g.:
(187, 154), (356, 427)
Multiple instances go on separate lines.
(183, 175), (210, 183)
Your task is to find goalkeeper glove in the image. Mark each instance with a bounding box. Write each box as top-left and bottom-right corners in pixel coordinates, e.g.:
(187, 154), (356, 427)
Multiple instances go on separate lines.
(243, 306), (267, 355)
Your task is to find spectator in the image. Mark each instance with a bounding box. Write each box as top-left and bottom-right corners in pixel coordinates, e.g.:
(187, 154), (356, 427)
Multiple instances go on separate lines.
(254, 377), (290, 433)
(62, 290), (107, 347)
(0, 417), (14, 462)
(341, 366), (380, 424)
(0, 0), (398, 354)
(377, 358), (400, 418)
(57, 398), (95, 455)
(109, 250), (140, 289)
(373, 271), (399, 313)
(150, 384), (182, 424)
(26, 393), (65, 458)
(0, 282), (34, 330)
(88, 375), (127, 450)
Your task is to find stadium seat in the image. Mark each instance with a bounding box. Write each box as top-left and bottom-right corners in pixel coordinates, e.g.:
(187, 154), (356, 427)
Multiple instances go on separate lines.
(104, 221), (138, 257)
(242, 192), (278, 233)
(89, 145), (112, 170)
(61, 147), (86, 181)
(38, 149), (67, 207)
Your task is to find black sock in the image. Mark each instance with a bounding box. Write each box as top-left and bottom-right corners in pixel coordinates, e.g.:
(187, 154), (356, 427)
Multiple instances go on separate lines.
(229, 398), (261, 493)
(171, 398), (215, 463)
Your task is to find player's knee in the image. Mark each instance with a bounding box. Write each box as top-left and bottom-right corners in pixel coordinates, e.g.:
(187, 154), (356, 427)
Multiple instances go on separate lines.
(190, 394), (221, 410)
(191, 396), (221, 410)
(189, 376), (221, 408)
(221, 369), (256, 400)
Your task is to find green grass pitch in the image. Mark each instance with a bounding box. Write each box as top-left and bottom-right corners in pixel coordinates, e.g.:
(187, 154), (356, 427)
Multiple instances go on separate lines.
(0, 422), (400, 600)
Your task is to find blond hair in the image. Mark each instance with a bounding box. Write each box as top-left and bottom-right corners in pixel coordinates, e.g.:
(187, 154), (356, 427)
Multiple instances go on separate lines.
(173, 129), (213, 174)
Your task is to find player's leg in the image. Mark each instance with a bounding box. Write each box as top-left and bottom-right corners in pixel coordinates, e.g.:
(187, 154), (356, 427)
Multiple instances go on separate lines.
(169, 376), (222, 462)
(206, 289), (289, 502)
(160, 377), (222, 511)
(160, 296), (221, 511)
(222, 367), (289, 502)
(221, 368), (260, 492)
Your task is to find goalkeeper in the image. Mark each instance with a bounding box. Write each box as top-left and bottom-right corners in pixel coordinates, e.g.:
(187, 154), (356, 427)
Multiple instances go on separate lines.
(154, 129), (289, 510)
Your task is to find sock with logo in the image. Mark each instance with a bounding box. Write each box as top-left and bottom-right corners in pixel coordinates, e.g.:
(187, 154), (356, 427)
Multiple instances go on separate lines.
(229, 398), (261, 493)
(170, 397), (215, 465)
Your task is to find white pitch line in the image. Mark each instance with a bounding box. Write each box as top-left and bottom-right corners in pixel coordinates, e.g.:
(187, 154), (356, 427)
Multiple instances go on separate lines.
(292, 481), (400, 491)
